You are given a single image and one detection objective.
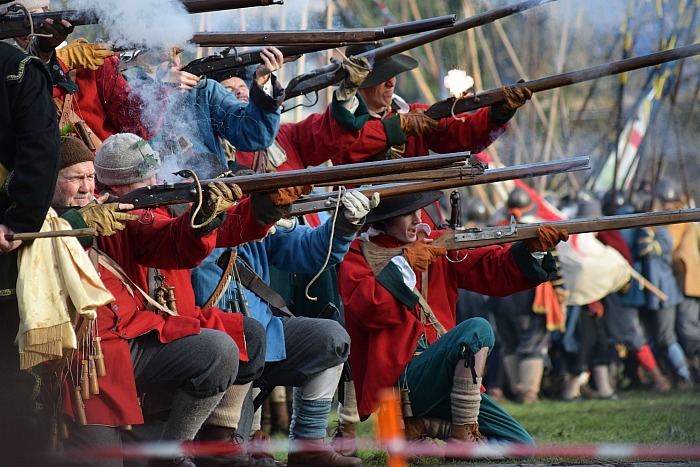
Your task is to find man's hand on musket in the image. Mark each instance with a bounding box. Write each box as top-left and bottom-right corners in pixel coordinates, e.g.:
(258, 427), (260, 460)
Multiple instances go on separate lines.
(400, 108), (439, 138)
(336, 55), (371, 103)
(525, 225), (569, 252)
(489, 79), (533, 124)
(340, 191), (380, 225)
(254, 47), (284, 87)
(0, 224), (21, 254)
(78, 193), (139, 236)
(35, 18), (74, 62)
(201, 182), (243, 220)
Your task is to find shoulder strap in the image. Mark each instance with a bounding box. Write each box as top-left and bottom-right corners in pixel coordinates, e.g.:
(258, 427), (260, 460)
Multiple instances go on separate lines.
(91, 248), (176, 316)
(236, 257), (294, 318)
(203, 250), (237, 309)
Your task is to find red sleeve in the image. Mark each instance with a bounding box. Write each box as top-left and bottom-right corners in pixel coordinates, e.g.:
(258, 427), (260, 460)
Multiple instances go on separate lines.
(214, 197), (274, 247)
(417, 105), (507, 155)
(285, 105), (361, 168)
(450, 244), (541, 295)
(336, 105), (507, 165)
(129, 207), (216, 269)
(95, 56), (150, 139)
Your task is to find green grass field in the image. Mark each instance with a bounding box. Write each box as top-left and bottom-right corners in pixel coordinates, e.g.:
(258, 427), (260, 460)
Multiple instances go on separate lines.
(314, 388), (700, 466)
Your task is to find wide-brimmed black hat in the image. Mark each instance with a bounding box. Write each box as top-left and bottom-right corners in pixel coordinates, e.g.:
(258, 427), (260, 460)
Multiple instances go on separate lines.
(346, 43), (418, 89)
(366, 191), (443, 224)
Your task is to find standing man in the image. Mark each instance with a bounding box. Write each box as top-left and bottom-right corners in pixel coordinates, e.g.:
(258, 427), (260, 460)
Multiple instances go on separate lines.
(0, 35), (61, 462)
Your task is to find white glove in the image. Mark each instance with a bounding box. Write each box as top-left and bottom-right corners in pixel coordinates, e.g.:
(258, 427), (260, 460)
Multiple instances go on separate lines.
(390, 255), (417, 290)
(341, 191), (380, 224)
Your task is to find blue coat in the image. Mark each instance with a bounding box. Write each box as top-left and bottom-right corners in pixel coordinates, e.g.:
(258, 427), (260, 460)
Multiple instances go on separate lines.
(620, 226), (684, 309)
(191, 217), (356, 361)
(151, 77), (282, 161)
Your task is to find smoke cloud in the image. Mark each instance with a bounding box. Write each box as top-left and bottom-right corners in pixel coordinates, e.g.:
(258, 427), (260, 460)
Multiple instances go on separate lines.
(67, 0), (195, 49)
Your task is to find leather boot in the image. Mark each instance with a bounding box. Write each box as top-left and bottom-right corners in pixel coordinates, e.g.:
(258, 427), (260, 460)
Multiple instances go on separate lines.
(444, 423), (490, 461)
(260, 398), (272, 435)
(647, 365), (672, 393)
(270, 401), (290, 435)
(330, 421), (358, 457)
(517, 358), (544, 404)
(592, 365), (616, 399)
(403, 416), (427, 441)
(195, 425), (274, 467)
(562, 372), (587, 401)
(502, 354), (521, 399)
(287, 438), (362, 466)
(449, 423), (486, 444)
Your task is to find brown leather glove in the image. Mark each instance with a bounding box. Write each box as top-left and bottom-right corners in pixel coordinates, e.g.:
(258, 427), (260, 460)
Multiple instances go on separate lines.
(501, 83), (533, 111)
(489, 80), (533, 124)
(525, 225), (569, 252)
(336, 56), (371, 102)
(36, 19), (75, 55)
(399, 108), (439, 138)
(201, 182), (243, 219)
(269, 185), (314, 206)
(57, 38), (115, 71)
(78, 202), (139, 236)
(403, 240), (447, 273)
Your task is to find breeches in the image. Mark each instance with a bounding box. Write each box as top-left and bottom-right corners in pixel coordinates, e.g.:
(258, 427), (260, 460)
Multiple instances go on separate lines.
(257, 316), (350, 388)
(401, 318), (533, 444)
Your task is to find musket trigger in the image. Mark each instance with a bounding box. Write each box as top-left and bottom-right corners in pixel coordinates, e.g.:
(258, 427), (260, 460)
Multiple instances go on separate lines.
(453, 217), (517, 243)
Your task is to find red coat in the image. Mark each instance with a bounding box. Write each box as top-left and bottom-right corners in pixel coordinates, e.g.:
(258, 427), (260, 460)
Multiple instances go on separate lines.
(338, 231), (552, 419)
(53, 56), (150, 141)
(334, 104), (506, 165)
(102, 200), (273, 363)
(235, 96), (368, 170)
(62, 198), (270, 426)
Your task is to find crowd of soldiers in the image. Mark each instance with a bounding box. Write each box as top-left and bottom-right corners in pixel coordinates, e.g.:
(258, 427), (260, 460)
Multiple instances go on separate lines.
(2, 1), (697, 466)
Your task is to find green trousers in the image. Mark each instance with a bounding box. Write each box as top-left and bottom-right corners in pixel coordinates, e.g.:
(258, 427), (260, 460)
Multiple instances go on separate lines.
(402, 317), (534, 445)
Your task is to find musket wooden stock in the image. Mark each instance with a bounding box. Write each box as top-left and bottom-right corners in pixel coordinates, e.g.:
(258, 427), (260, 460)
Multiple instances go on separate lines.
(117, 153), (470, 209)
(284, 0), (555, 101)
(5, 228), (96, 241)
(431, 208), (700, 250)
(290, 156), (590, 216)
(190, 15), (455, 48)
(426, 42), (700, 119)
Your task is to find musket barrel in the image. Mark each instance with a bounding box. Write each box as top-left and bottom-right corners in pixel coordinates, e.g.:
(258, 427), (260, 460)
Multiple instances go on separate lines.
(0, 0), (278, 39)
(426, 42), (700, 119)
(290, 156), (590, 216)
(284, 0), (555, 100)
(191, 15), (455, 47)
(118, 153), (470, 209)
(0, 10), (94, 38)
(181, 0), (283, 13)
(441, 208), (700, 250)
(192, 29), (386, 47)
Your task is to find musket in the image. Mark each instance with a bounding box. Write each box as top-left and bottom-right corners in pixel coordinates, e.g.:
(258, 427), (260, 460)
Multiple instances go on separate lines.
(181, 0), (283, 13)
(0, 0), (276, 39)
(425, 42), (700, 119)
(290, 156), (590, 216)
(427, 209), (700, 250)
(284, 0), (555, 101)
(116, 153), (470, 210)
(190, 14), (455, 47)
